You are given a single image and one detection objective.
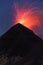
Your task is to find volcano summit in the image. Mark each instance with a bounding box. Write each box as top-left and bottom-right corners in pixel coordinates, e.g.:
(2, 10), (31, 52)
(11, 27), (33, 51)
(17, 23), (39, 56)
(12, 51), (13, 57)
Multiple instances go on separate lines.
(0, 23), (43, 65)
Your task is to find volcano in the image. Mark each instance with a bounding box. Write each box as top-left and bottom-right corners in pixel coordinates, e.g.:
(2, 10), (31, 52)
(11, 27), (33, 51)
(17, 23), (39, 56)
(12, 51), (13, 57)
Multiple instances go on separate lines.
(0, 23), (43, 65)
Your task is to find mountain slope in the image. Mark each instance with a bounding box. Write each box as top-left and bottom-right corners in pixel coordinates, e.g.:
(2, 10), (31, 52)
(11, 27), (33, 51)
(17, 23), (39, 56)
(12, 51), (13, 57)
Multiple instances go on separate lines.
(0, 24), (43, 65)
(0, 23), (43, 57)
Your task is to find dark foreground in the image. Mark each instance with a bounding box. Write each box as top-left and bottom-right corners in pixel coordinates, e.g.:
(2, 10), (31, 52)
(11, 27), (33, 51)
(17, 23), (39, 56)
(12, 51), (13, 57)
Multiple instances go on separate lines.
(0, 23), (43, 65)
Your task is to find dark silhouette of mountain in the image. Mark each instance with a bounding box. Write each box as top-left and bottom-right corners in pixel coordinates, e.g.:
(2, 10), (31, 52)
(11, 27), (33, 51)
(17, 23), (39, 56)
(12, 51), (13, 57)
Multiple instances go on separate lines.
(0, 23), (43, 65)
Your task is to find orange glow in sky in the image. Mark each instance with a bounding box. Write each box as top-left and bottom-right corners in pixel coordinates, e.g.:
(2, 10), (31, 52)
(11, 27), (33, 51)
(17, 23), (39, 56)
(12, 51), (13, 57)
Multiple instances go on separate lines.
(12, 3), (43, 39)
(16, 10), (39, 28)
(13, 4), (40, 30)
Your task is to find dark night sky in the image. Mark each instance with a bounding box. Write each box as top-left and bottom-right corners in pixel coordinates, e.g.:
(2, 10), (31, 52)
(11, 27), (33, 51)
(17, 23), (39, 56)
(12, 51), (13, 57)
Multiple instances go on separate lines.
(0, 0), (43, 39)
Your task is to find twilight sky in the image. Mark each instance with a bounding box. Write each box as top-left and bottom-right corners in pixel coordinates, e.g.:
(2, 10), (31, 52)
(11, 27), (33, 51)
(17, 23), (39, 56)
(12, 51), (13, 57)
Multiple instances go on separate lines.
(0, 0), (43, 39)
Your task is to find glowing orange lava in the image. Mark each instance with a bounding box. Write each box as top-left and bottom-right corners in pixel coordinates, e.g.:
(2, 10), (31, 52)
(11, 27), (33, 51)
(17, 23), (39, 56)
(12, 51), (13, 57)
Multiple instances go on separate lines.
(13, 4), (40, 30)
(12, 3), (43, 39)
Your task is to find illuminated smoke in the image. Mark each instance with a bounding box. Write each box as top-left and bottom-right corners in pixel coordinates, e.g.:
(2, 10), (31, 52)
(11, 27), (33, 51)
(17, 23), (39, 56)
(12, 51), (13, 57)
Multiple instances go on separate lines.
(12, 1), (43, 39)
